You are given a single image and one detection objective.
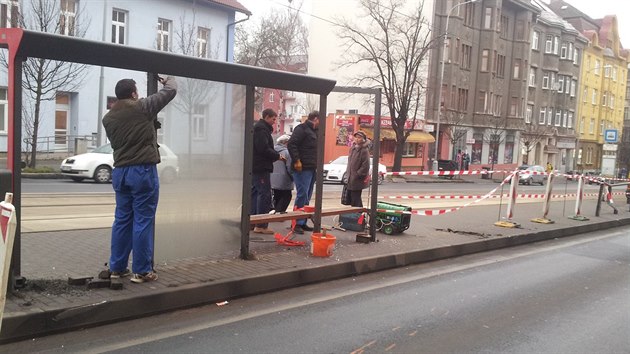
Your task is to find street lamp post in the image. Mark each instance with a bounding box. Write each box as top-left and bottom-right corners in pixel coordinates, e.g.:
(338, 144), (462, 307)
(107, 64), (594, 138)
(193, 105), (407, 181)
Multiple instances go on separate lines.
(433, 0), (478, 172)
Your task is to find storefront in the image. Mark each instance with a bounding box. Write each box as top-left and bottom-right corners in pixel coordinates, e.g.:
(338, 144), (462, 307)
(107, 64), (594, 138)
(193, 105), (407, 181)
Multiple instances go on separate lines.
(323, 113), (434, 170)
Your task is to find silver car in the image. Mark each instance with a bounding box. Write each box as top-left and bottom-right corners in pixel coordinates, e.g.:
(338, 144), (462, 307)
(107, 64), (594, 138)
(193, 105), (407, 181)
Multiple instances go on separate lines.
(518, 165), (545, 185)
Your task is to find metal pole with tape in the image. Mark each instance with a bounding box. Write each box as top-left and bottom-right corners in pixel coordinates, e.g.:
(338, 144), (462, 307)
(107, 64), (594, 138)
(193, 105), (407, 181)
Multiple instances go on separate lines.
(532, 172), (555, 224)
(568, 175), (589, 221)
(495, 171), (521, 228)
(0, 192), (17, 332)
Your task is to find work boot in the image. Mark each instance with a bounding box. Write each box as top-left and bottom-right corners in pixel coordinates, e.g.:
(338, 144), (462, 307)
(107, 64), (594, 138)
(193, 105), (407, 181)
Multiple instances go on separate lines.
(292, 225), (304, 234)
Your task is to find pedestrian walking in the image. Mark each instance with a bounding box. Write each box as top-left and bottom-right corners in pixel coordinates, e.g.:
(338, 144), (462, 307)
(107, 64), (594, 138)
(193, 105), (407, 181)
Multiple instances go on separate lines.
(345, 131), (370, 207)
(101, 76), (177, 284)
(288, 110), (320, 234)
(271, 134), (293, 213)
(251, 108), (285, 234)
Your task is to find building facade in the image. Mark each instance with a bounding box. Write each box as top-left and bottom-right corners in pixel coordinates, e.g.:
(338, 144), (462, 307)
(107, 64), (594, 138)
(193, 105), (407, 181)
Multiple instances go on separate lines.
(549, 0), (629, 176)
(0, 0), (250, 160)
(426, 0), (540, 171)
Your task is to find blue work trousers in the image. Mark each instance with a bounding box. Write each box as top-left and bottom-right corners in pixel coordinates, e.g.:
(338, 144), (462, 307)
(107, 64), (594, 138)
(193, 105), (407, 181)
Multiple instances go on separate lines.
(251, 171), (272, 228)
(292, 169), (315, 226)
(109, 164), (159, 274)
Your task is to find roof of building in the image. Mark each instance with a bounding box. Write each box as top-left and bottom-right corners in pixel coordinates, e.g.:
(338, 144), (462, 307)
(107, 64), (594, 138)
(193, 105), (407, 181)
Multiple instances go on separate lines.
(531, 0), (584, 39)
(205, 0), (251, 16)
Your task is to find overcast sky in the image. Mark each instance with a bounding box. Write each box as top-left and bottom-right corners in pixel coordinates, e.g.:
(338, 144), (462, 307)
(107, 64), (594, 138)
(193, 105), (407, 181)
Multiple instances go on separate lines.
(237, 0), (629, 48)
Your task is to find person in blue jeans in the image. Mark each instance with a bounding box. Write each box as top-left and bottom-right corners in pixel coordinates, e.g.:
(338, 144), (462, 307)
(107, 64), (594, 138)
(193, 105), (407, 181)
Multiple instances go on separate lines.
(287, 111), (320, 234)
(101, 76), (177, 284)
(251, 109), (285, 234)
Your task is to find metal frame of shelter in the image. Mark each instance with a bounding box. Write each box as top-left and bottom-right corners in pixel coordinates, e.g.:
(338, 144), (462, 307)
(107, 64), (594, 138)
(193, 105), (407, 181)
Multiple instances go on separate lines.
(0, 29), (345, 285)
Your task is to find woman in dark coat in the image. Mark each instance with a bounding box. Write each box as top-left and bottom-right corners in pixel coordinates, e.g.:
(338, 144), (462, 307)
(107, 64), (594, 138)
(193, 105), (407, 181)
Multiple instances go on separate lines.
(345, 131), (370, 207)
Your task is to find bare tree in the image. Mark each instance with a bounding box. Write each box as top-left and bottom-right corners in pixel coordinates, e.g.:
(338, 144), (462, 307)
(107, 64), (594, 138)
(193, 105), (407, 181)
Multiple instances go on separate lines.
(520, 122), (552, 165)
(335, 0), (435, 171)
(1, 0), (91, 168)
(442, 111), (468, 159)
(169, 10), (221, 172)
(234, 1), (308, 111)
(483, 116), (508, 174)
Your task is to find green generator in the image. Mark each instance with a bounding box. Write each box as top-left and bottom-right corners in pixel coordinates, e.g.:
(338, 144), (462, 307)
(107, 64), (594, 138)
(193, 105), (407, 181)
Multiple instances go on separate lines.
(375, 202), (412, 235)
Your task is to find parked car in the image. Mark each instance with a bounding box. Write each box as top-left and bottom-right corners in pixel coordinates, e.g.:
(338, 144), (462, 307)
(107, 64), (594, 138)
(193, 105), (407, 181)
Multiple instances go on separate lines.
(60, 144), (179, 183)
(323, 155), (387, 184)
(517, 165), (545, 185)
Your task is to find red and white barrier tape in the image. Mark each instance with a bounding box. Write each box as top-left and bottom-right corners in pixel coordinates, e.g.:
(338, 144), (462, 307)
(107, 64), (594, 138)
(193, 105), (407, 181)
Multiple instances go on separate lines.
(383, 169), (630, 182)
(380, 191), (624, 200)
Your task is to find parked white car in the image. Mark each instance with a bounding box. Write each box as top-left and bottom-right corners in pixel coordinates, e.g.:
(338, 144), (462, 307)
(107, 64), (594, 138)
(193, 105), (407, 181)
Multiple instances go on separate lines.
(60, 144), (179, 183)
(323, 155), (387, 184)
(517, 165), (545, 185)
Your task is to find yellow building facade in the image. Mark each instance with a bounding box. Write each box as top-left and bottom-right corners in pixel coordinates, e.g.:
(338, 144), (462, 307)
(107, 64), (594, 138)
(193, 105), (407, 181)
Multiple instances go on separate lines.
(576, 16), (629, 175)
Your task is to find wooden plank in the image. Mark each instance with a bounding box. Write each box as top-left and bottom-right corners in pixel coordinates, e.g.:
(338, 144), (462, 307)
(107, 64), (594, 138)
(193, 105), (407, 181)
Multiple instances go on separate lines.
(250, 207), (366, 224)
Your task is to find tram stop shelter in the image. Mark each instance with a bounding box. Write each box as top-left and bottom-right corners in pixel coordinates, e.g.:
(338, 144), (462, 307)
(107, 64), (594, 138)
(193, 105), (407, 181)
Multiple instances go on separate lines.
(0, 29), (384, 288)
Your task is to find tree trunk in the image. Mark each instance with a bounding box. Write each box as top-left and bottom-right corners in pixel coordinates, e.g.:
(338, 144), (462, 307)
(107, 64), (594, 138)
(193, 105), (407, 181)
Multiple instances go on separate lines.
(393, 138), (405, 172)
(29, 93), (42, 169)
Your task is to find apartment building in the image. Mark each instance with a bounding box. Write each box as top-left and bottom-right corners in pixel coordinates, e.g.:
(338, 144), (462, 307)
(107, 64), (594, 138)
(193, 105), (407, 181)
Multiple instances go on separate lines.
(526, 0), (585, 172)
(549, 0), (629, 176)
(0, 0), (250, 158)
(426, 0), (540, 171)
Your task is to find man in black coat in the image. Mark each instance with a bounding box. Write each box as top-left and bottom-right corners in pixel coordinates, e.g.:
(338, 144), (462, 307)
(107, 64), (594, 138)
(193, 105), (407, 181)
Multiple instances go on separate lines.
(251, 108), (285, 234)
(287, 110), (320, 234)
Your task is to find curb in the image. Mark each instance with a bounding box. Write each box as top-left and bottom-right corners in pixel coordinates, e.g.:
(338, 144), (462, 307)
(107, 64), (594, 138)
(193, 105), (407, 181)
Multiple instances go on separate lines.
(21, 173), (66, 179)
(2, 217), (629, 343)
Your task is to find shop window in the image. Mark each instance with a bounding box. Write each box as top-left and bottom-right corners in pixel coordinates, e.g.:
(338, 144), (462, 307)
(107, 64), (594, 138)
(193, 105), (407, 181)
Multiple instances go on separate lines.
(503, 135), (514, 164)
(471, 133), (483, 164)
(402, 142), (417, 157)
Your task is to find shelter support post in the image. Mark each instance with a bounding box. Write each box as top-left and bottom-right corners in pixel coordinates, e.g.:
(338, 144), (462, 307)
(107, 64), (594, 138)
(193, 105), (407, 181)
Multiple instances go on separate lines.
(314, 95), (328, 232)
(240, 85), (255, 259)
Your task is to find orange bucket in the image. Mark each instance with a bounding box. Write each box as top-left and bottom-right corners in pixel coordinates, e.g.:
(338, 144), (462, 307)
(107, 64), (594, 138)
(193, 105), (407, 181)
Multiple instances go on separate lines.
(311, 232), (336, 257)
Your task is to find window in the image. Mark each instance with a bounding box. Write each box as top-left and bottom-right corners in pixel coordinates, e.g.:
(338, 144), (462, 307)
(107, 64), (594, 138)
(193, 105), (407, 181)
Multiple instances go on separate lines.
(612, 67), (618, 81)
(557, 76), (564, 93)
(59, 0), (77, 36)
(589, 118), (594, 134)
(496, 54), (505, 77)
(192, 104), (206, 139)
(592, 89), (597, 105)
(532, 31), (540, 50)
(0, 88), (7, 133)
(594, 60), (601, 75)
(477, 91), (488, 113)
(463, 2), (474, 27)
(580, 117), (584, 133)
(457, 88), (468, 111)
(509, 97), (518, 116)
(542, 72), (549, 89)
(500, 16), (509, 38)
(529, 67), (536, 86)
(481, 49), (489, 71)
(402, 142), (417, 157)
(513, 59), (521, 79)
(600, 122), (604, 135)
(553, 36), (559, 54)
(568, 43), (573, 60)
(570, 79), (577, 97)
(461, 44), (472, 69)
(610, 95), (614, 108)
(488, 134), (500, 164)
(582, 87), (587, 103)
(157, 18), (171, 51)
(602, 91), (607, 106)
(539, 108), (546, 124)
(446, 0), (460, 16)
(493, 94), (502, 115)
(484, 7), (492, 29)
(573, 49), (579, 65)
(0, 0), (19, 28)
(526, 104), (533, 123)
(560, 43), (567, 58)
(548, 108), (553, 125)
(555, 110), (561, 126)
(111, 9), (127, 44)
(472, 133), (483, 164)
(562, 111), (567, 127)
(604, 65), (611, 78)
(515, 20), (525, 40)
(504, 135), (514, 164)
(454, 38), (460, 63)
(568, 112), (573, 128)
(545, 35), (553, 53)
(197, 27), (209, 58)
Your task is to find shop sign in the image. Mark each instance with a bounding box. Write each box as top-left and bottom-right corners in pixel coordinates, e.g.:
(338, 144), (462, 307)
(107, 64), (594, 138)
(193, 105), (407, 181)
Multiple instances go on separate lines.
(359, 115), (425, 130)
(603, 144), (618, 151)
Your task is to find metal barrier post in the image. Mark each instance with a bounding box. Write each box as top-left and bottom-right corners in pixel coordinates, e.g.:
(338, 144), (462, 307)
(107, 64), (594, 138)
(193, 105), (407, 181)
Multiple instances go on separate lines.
(495, 171), (521, 228)
(568, 175), (589, 221)
(532, 172), (555, 224)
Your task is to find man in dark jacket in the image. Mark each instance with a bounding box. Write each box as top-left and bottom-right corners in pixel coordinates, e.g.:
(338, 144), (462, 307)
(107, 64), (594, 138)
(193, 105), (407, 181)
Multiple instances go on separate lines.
(287, 110), (320, 234)
(102, 76), (177, 284)
(346, 131), (370, 207)
(251, 108), (285, 234)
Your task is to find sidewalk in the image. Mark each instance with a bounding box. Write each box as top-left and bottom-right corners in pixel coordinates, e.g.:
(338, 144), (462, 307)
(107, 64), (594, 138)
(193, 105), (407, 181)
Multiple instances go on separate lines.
(1, 198), (629, 343)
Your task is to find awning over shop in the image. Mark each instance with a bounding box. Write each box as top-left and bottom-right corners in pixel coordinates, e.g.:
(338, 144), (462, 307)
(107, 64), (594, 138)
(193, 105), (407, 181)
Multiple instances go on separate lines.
(363, 127), (396, 140)
(406, 130), (435, 143)
(362, 127), (434, 143)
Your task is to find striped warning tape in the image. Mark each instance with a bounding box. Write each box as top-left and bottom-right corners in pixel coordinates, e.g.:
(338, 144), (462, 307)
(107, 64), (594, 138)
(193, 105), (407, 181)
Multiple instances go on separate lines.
(383, 169), (630, 183)
(380, 191), (625, 200)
